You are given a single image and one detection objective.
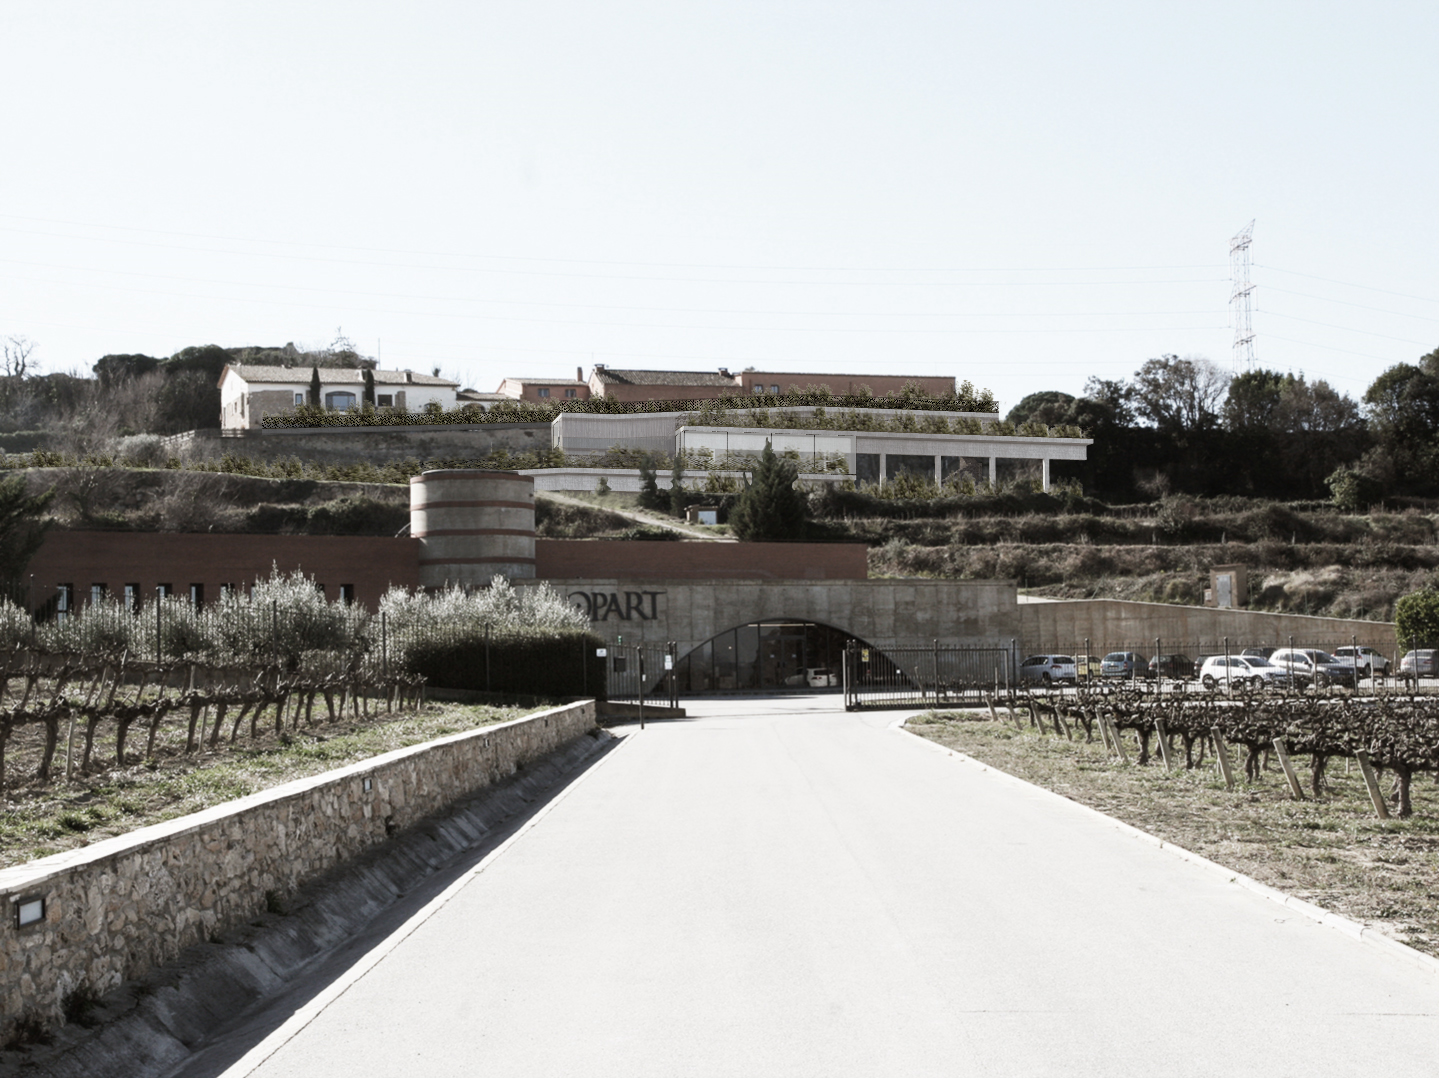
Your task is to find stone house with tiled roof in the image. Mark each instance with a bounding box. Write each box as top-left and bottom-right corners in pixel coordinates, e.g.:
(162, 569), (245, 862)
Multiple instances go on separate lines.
(219, 364), (459, 429)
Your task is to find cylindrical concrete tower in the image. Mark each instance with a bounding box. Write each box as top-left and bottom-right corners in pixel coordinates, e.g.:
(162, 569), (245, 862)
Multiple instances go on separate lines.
(410, 470), (536, 587)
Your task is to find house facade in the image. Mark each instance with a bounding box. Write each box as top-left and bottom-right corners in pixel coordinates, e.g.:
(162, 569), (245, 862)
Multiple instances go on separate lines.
(219, 365), (460, 430)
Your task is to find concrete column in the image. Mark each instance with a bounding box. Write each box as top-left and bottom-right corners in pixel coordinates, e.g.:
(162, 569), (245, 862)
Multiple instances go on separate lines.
(988, 456), (996, 487)
(934, 455), (942, 487)
(879, 452), (887, 487)
(1042, 458), (1050, 492)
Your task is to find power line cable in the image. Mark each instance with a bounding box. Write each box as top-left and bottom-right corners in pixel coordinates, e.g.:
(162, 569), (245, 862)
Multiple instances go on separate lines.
(0, 225), (1231, 289)
(1259, 285), (1440, 322)
(0, 254), (1227, 322)
(1256, 264), (1437, 304)
(1259, 310), (1434, 346)
(0, 212), (1229, 275)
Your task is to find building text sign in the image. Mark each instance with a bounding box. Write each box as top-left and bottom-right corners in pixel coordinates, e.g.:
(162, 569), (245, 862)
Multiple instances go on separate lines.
(569, 590), (665, 622)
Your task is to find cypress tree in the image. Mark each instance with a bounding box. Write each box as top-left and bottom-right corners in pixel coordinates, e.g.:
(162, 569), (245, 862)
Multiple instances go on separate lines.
(730, 441), (806, 541)
(363, 368), (376, 408)
(309, 365), (322, 408)
(669, 456), (687, 517)
(637, 455), (666, 511)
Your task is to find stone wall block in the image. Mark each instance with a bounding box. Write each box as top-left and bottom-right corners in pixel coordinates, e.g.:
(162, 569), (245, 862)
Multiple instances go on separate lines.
(0, 700), (595, 1042)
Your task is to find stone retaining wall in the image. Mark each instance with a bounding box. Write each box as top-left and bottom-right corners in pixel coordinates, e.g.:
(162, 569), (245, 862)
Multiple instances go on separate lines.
(0, 700), (596, 1040)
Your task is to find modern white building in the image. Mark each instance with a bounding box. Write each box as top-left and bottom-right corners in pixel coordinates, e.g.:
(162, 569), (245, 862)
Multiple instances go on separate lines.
(219, 365), (460, 430)
(552, 407), (1090, 492)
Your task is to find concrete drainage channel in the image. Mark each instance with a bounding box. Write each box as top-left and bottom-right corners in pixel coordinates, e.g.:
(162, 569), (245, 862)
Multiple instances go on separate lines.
(1, 729), (621, 1079)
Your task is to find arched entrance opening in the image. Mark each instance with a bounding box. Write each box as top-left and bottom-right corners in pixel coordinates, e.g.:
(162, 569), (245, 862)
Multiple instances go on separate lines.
(676, 620), (872, 692)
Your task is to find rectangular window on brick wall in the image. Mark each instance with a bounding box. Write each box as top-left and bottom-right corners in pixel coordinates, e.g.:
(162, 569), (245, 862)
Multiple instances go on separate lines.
(538, 388), (550, 398)
(124, 583), (140, 612)
(91, 583), (106, 606)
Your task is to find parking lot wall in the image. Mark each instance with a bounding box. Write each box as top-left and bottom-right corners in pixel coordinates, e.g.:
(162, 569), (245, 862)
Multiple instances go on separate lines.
(1020, 598), (1396, 656)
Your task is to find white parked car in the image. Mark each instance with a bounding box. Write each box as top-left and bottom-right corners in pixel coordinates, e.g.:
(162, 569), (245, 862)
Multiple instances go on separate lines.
(1199, 654), (1290, 690)
(1018, 654), (1078, 685)
(784, 667), (838, 688)
(1330, 646), (1391, 677)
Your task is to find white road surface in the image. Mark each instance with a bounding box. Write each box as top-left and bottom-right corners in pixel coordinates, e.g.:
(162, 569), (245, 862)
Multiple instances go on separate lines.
(222, 695), (1437, 1077)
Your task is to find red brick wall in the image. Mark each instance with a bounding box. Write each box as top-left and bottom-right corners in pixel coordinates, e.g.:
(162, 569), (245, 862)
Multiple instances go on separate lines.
(26, 532), (420, 611)
(740, 372), (956, 397)
(593, 373), (957, 402)
(534, 540), (867, 580)
(594, 383), (738, 403)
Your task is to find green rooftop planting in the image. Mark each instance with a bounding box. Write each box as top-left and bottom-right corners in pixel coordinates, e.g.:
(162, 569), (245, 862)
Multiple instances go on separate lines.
(259, 381), (1002, 428)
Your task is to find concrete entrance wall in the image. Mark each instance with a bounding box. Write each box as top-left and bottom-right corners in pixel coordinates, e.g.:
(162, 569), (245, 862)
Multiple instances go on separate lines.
(532, 577), (1021, 658)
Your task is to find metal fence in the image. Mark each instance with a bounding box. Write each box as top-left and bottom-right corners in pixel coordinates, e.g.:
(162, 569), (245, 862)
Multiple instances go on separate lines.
(1028, 633), (1414, 687)
(599, 639), (679, 707)
(843, 641), (1012, 710)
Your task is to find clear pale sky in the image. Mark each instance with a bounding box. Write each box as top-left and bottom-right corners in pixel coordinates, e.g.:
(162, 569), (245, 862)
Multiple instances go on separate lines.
(2, 0), (1435, 413)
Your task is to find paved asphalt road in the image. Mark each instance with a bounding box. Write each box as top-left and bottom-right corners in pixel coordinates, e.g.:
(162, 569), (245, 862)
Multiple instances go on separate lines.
(224, 695), (1436, 1077)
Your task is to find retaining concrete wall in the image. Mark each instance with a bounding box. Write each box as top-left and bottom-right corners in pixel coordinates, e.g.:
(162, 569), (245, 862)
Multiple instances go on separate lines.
(1020, 598), (1396, 653)
(172, 423), (554, 465)
(0, 700), (596, 1040)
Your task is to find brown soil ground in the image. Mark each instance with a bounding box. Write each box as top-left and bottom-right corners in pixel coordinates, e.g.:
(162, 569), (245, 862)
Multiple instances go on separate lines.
(907, 711), (1438, 956)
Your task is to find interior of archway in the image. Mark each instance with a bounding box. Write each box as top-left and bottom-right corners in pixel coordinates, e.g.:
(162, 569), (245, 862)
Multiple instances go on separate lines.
(676, 620), (863, 692)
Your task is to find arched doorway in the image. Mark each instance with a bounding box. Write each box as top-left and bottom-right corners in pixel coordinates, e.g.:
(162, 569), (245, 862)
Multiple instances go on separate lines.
(675, 620), (863, 692)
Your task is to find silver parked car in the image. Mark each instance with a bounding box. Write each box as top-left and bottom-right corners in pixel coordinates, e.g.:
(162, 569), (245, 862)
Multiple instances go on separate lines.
(1400, 650), (1438, 678)
(1268, 648), (1358, 688)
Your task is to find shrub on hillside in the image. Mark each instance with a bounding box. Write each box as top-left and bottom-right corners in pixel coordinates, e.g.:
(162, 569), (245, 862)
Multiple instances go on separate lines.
(1395, 588), (1439, 649)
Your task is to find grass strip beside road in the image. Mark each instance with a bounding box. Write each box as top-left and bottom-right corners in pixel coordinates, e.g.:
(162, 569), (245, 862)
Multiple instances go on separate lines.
(0, 702), (534, 870)
(907, 711), (1438, 957)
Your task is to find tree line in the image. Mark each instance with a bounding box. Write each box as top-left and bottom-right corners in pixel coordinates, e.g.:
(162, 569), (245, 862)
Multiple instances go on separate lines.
(1008, 350), (1438, 505)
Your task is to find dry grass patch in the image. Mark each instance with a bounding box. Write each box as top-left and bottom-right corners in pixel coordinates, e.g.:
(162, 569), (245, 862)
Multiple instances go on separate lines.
(907, 711), (1438, 956)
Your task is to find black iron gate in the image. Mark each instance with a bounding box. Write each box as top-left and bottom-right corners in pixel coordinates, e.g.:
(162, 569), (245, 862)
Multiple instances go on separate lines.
(843, 641), (1013, 710)
(601, 639), (679, 708)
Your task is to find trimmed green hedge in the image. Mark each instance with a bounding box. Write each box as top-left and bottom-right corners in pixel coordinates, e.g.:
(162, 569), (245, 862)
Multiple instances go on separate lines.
(261, 382), (1000, 428)
(405, 629), (608, 698)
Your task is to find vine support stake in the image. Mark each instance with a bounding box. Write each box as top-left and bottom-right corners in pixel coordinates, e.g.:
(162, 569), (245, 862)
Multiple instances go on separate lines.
(1211, 726), (1235, 789)
(1271, 738), (1304, 800)
(1154, 719), (1172, 770)
(1107, 719), (1129, 764)
(1353, 750), (1390, 820)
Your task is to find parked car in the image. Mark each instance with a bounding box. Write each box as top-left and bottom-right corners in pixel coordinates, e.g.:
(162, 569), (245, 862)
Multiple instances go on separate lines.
(1242, 646), (1279, 660)
(1019, 654), (1078, 685)
(1268, 648), (1358, 688)
(785, 667), (838, 688)
(1399, 650), (1438, 679)
(1199, 654), (1291, 690)
(1331, 646), (1391, 677)
(1074, 655), (1103, 681)
(1100, 652), (1150, 679)
(1147, 654), (1195, 681)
